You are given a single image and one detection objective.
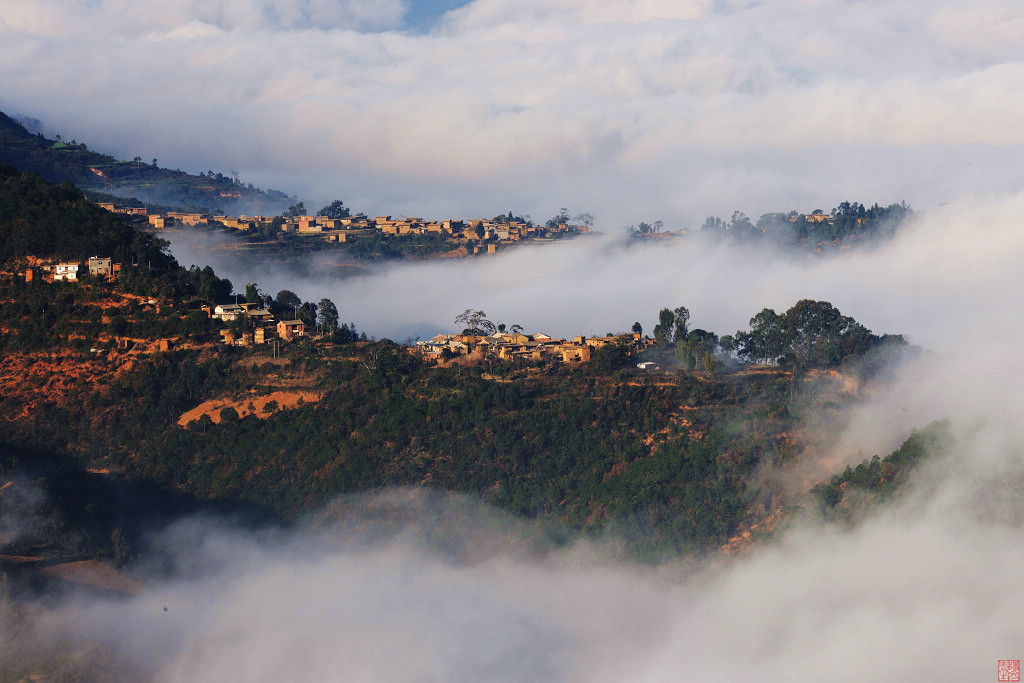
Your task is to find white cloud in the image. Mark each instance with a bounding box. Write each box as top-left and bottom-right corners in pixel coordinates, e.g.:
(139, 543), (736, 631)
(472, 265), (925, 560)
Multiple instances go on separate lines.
(3, 1), (1024, 224)
(164, 191), (1024, 357)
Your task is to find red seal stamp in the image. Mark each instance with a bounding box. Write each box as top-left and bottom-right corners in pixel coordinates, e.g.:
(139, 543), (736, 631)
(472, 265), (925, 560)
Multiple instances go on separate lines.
(999, 660), (1020, 682)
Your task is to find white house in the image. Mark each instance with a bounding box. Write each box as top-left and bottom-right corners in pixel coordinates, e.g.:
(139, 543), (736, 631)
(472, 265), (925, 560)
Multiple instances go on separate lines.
(213, 303), (244, 321)
(53, 263), (79, 281)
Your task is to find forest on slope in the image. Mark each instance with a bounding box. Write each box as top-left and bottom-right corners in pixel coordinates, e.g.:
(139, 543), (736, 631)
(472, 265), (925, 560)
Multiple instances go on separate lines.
(0, 111), (292, 214)
(0, 167), (946, 586)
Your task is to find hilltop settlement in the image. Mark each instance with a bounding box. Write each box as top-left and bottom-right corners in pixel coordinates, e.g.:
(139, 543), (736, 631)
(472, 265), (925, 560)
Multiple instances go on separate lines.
(20, 255), (650, 367)
(97, 201), (590, 254)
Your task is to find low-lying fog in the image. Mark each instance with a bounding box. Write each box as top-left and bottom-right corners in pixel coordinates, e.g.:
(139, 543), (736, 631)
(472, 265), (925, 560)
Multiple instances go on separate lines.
(7, 193), (1024, 680)
(165, 195), (1017, 353)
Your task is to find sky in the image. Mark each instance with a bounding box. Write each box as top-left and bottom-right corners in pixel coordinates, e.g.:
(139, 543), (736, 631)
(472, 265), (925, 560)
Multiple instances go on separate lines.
(3, 1), (1024, 227)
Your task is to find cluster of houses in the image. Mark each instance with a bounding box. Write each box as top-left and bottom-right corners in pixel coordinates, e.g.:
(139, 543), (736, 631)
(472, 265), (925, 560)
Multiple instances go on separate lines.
(203, 302), (307, 346)
(95, 201), (586, 247)
(96, 202), (147, 217)
(272, 214), (586, 245)
(25, 256), (121, 283)
(416, 331), (651, 365)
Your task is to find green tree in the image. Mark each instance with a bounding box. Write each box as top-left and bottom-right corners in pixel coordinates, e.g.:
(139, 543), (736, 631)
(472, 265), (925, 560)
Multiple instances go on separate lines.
(653, 308), (675, 345)
(297, 301), (318, 326)
(546, 207), (572, 229)
(745, 308), (787, 364)
(702, 352), (719, 374)
(784, 299), (848, 364)
(318, 298), (339, 331)
(275, 289), (302, 318)
(283, 201), (305, 218)
(701, 216), (726, 234)
(591, 343), (628, 372)
(245, 283), (262, 304)
(675, 340), (695, 369)
(672, 306), (690, 342)
(318, 200), (351, 219)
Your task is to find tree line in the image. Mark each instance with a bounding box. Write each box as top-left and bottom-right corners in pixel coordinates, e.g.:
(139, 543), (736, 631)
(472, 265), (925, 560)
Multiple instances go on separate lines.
(644, 299), (909, 372)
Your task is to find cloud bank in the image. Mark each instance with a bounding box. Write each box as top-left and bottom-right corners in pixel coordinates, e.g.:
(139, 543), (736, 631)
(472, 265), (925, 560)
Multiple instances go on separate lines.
(164, 191), (1024, 354)
(3, 1), (1024, 224)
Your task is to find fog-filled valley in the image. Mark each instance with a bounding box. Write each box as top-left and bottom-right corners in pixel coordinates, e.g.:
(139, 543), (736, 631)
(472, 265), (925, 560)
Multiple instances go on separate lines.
(5, 0), (1024, 679)
(3, 191), (1024, 681)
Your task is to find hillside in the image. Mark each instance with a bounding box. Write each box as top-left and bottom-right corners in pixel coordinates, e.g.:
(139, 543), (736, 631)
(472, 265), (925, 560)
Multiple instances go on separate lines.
(0, 111), (292, 214)
(0, 169), (947, 584)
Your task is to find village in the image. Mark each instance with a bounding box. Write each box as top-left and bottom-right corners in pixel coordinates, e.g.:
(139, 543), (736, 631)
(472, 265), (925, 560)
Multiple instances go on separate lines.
(19, 258), (312, 347)
(96, 201), (588, 252)
(416, 330), (653, 366)
(21, 258), (656, 368)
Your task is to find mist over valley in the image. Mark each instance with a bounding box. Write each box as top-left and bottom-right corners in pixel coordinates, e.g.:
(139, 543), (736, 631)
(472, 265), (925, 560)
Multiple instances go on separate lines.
(4, 1), (1024, 680)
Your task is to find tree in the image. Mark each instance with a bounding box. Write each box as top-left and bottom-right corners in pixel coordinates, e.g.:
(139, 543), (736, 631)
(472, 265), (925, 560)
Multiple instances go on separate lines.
(573, 212), (595, 229)
(702, 352), (719, 374)
(275, 289), (302, 318)
(546, 207), (572, 229)
(675, 340), (696, 370)
(454, 309), (496, 336)
(297, 301), (318, 326)
(672, 306), (690, 342)
(591, 343), (628, 372)
(653, 308), (676, 345)
(261, 217), (284, 240)
(318, 200), (351, 219)
(284, 201), (306, 218)
(245, 283), (262, 304)
(631, 322), (643, 336)
(728, 211), (757, 241)
(701, 216), (726, 234)
(784, 299), (849, 364)
(745, 308), (787, 364)
(625, 220), (663, 235)
(318, 298), (339, 331)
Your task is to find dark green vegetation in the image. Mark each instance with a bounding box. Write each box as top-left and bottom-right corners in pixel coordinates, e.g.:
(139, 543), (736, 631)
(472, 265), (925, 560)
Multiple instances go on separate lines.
(0, 166), (947, 582)
(0, 342), (806, 559)
(0, 165), (357, 351)
(812, 420), (951, 523)
(0, 164), (172, 266)
(0, 111), (290, 214)
(625, 202), (912, 249)
(698, 202), (913, 248)
(645, 301), (911, 375)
